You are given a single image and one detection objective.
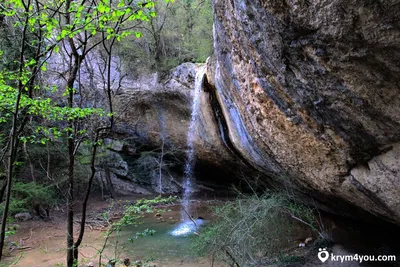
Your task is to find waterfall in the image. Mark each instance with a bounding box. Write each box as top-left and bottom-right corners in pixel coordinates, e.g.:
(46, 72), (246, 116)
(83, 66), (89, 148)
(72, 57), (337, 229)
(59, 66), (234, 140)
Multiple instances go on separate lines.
(181, 64), (206, 220)
(170, 65), (206, 236)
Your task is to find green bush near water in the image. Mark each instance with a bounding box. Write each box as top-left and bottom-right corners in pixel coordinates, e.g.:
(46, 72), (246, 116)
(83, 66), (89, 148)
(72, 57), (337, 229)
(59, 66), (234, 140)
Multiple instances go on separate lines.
(191, 193), (318, 266)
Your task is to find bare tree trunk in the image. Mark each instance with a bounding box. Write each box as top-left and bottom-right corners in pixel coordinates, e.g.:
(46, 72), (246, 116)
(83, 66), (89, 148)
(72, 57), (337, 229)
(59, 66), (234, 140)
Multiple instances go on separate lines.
(0, 162), (8, 202)
(0, 180), (7, 204)
(159, 138), (164, 194)
(0, 98), (21, 259)
(106, 44), (114, 128)
(101, 32), (117, 129)
(24, 142), (36, 182)
(0, 6), (30, 259)
(66, 61), (82, 266)
(104, 169), (116, 199)
(46, 142), (52, 180)
(65, 30), (82, 267)
(74, 127), (109, 261)
(99, 174), (105, 201)
(66, 123), (75, 267)
(98, 230), (112, 267)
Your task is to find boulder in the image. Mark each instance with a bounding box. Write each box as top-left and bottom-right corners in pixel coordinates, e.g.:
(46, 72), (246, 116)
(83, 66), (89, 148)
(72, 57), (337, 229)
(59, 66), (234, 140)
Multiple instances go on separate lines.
(96, 171), (151, 195)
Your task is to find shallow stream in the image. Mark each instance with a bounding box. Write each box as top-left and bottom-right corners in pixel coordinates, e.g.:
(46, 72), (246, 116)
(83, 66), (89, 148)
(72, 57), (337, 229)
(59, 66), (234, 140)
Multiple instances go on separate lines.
(5, 202), (224, 267)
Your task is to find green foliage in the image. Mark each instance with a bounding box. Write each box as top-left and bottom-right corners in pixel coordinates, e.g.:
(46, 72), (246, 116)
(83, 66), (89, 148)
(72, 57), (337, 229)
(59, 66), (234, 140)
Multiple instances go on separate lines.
(191, 193), (318, 266)
(113, 196), (176, 232)
(0, 182), (58, 215)
(1, 198), (27, 215)
(98, 196), (176, 264)
(2, 0), (160, 43)
(129, 228), (156, 243)
(0, 252), (23, 267)
(100, 197), (177, 236)
(0, 0), (170, 143)
(0, 0), (178, 264)
(12, 181), (57, 205)
(118, 0), (213, 75)
(0, 0), (174, 202)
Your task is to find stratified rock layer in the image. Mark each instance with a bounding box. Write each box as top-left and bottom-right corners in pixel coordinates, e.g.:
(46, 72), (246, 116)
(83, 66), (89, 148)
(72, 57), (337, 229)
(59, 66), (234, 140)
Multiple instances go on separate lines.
(112, 63), (248, 193)
(210, 0), (400, 224)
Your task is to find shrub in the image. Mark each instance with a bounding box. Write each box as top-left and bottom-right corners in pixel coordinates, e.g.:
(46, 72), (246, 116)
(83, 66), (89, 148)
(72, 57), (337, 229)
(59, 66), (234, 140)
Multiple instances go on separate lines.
(97, 196), (177, 266)
(191, 193), (318, 266)
(0, 182), (58, 216)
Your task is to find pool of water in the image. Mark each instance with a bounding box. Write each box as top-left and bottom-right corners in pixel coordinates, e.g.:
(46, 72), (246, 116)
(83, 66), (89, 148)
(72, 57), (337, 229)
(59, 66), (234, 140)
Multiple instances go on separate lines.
(5, 203), (222, 267)
(106, 216), (207, 263)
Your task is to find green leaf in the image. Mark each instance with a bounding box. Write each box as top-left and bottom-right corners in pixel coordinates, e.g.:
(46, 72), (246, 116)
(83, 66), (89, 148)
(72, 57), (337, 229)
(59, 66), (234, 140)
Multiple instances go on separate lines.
(40, 63), (47, 71)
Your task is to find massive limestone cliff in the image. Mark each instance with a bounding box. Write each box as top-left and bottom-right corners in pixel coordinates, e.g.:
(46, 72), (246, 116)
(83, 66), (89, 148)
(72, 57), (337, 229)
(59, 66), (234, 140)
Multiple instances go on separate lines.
(109, 63), (249, 194)
(93, 0), (400, 225)
(208, 0), (400, 224)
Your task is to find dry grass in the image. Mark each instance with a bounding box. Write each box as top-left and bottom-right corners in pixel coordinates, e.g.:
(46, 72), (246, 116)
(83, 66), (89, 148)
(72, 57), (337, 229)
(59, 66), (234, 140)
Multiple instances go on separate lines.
(191, 193), (321, 267)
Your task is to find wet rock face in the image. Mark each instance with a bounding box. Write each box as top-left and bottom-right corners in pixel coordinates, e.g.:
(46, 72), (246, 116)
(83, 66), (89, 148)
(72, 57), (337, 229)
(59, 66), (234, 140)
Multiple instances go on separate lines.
(111, 63), (247, 194)
(113, 62), (235, 170)
(211, 0), (400, 223)
(113, 63), (195, 149)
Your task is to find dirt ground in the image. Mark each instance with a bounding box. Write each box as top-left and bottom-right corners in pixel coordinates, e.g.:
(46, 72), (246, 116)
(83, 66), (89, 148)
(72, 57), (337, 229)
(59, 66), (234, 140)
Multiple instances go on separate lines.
(4, 195), (226, 267)
(5, 195), (391, 267)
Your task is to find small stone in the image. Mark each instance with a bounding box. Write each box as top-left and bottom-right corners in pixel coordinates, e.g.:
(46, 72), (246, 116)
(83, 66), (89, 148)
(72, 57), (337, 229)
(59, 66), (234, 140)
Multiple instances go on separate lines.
(14, 212), (32, 222)
(298, 242), (306, 247)
(169, 217), (174, 220)
(305, 237), (313, 244)
(154, 213), (161, 217)
(315, 47), (325, 57)
(87, 262), (94, 267)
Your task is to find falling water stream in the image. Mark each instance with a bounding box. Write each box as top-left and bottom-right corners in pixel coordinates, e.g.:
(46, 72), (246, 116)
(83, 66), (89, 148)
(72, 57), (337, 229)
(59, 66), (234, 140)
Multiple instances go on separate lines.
(171, 65), (206, 236)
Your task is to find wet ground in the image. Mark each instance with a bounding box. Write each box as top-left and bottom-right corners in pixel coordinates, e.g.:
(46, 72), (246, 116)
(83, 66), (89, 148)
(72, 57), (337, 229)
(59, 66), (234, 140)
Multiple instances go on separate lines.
(4, 196), (400, 267)
(4, 197), (225, 267)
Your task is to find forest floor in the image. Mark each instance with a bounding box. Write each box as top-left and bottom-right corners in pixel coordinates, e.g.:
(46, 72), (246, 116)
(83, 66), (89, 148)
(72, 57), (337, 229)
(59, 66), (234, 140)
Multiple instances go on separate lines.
(5, 195), (395, 267)
(4, 195), (226, 267)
